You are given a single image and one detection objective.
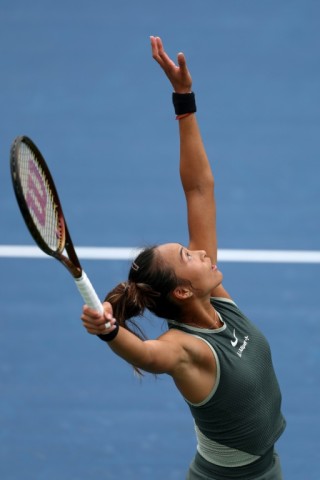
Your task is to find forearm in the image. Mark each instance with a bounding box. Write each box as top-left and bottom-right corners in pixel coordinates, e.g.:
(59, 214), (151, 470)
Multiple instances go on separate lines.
(100, 327), (181, 375)
(179, 114), (214, 193)
(177, 108), (217, 260)
(82, 304), (157, 372)
(106, 327), (152, 370)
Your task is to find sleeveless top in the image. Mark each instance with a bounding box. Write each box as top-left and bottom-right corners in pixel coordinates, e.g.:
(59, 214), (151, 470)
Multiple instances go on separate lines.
(167, 297), (286, 467)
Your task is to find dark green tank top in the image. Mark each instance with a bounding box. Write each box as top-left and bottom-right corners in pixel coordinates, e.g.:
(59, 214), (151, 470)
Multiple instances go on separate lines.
(167, 297), (286, 456)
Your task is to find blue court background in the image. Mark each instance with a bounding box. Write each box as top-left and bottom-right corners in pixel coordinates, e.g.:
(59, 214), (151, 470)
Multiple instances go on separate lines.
(0, 1), (319, 479)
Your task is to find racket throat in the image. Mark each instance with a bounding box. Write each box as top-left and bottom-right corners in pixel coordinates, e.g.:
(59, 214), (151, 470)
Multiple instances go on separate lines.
(61, 255), (82, 278)
(58, 243), (82, 277)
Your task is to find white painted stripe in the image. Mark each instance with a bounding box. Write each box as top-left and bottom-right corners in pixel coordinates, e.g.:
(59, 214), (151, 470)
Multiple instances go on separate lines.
(0, 245), (319, 263)
(0, 245), (140, 260)
(218, 249), (320, 264)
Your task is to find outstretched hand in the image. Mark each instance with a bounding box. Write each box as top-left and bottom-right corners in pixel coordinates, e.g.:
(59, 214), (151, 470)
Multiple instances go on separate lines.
(150, 36), (192, 93)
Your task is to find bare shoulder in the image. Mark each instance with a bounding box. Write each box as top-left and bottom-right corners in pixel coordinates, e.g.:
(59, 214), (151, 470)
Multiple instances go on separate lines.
(157, 327), (197, 349)
(157, 328), (215, 368)
(157, 328), (187, 342)
(158, 328), (218, 404)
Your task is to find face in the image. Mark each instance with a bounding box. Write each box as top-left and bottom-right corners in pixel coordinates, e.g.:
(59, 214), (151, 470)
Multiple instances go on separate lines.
(156, 243), (223, 297)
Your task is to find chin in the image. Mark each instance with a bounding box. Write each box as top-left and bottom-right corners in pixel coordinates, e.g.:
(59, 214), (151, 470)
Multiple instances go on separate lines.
(213, 269), (223, 286)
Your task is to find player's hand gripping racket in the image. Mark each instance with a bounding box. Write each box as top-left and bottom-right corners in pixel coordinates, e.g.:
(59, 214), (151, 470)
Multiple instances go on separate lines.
(10, 136), (110, 327)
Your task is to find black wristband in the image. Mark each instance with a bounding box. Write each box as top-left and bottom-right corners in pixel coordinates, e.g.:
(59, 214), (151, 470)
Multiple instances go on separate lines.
(172, 92), (197, 115)
(97, 322), (119, 343)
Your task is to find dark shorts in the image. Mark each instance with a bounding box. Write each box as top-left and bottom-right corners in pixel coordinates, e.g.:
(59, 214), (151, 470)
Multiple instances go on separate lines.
(186, 451), (283, 480)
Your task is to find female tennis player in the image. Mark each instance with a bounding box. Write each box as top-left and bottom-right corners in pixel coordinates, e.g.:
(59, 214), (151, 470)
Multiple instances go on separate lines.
(81, 36), (286, 480)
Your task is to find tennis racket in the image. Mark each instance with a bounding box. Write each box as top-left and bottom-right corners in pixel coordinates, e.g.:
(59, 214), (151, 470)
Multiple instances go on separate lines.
(10, 135), (109, 326)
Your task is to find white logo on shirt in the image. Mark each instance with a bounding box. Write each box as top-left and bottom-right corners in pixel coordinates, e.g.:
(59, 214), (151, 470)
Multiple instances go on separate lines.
(231, 329), (239, 347)
(231, 329), (250, 357)
(237, 336), (250, 358)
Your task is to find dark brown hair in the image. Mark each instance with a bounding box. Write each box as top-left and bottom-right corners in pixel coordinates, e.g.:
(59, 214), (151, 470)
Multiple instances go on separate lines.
(104, 245), (189, 339)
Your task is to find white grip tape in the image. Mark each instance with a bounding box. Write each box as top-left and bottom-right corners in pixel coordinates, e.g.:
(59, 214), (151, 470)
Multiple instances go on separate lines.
(75, 272), (110, 328)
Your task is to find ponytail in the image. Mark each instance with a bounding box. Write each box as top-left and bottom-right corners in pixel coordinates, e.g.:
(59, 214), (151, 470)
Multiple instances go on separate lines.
(104, 280), (159, 340)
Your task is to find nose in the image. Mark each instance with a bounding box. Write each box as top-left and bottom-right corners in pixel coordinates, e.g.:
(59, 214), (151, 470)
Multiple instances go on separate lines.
(198, 250), (207, 259)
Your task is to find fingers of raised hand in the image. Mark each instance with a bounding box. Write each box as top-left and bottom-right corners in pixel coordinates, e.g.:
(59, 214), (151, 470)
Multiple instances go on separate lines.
(150, 36), (192, 93)
(150, 36), (176, 70)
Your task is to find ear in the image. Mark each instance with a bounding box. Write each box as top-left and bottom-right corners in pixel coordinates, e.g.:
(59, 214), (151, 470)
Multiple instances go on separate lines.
(172, 286), (193, 301)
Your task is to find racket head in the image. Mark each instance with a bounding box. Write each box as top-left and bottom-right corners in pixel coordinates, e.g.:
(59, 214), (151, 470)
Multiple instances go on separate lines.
(10, 135), (66, 257)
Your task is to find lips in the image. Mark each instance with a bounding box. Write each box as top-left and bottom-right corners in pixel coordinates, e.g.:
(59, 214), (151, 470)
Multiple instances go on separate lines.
(211, 264), (217, 271)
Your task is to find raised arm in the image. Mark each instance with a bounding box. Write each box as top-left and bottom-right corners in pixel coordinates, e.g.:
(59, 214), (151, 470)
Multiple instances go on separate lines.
(150, 36), (217, 263)
(178, 114), (216, 261)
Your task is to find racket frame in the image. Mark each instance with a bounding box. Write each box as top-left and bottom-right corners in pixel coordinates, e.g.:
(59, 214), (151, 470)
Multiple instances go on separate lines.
(10, 135), (82, 278)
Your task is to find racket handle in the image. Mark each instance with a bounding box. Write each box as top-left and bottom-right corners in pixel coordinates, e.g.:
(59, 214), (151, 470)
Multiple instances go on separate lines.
(75, 272), (110, 328)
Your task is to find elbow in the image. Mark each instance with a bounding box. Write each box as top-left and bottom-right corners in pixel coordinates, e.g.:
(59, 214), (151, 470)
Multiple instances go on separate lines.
(195, 175), (214, 195)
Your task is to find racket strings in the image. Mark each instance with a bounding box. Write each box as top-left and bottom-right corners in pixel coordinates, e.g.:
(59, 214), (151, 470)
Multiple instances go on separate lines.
(18, 143), (64, 252)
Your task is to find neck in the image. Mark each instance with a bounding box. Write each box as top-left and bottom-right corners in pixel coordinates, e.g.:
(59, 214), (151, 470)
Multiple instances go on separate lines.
(180, 299), (222, 329)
